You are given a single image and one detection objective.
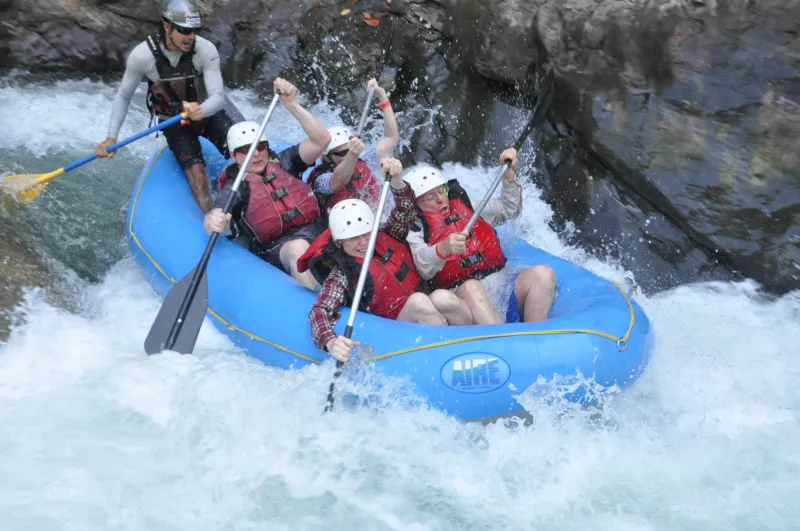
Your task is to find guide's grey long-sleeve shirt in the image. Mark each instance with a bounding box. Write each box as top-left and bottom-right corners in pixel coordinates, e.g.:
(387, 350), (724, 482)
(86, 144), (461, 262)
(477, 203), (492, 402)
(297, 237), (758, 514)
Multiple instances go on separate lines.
(106, 36), (225, 139)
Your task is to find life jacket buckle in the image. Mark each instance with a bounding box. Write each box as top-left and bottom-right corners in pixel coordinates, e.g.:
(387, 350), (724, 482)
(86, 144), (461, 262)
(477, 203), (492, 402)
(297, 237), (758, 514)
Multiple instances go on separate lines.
(263, 171), (278, 183)
(271, 188), (289, 201)
(379, 248), (394, 264)
(281, 209), (301, 223)
(461, 253), (484, 268)
(395, 262), (410, 282)
(444, 214), (461, 225)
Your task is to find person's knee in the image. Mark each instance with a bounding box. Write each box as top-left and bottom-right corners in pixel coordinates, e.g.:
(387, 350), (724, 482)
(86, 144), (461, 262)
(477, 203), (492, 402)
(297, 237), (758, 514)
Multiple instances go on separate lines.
(457, 279), (488, 303)
(174, 148), (204, 169)
(403, 293), (447, 325)
(428, 289), (450, 307)
(518, 265), (556, 292)
(406, 292), (435, 313)
(280, 239), (310, 270)
(534, 265), (556, 290)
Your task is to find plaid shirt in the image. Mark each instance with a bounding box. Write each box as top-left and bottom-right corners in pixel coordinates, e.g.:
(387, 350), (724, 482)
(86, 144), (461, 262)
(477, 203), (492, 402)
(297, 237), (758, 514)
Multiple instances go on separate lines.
(309, 184), (417, 350)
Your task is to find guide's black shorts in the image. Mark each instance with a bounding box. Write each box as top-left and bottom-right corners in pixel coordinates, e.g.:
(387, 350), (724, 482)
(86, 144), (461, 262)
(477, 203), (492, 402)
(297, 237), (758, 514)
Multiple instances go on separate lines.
(161, 110), (234, 169)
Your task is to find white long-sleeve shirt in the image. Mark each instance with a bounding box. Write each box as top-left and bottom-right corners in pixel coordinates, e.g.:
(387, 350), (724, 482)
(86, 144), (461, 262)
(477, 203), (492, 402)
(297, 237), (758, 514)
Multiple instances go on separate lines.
(407, 178), (523, 280)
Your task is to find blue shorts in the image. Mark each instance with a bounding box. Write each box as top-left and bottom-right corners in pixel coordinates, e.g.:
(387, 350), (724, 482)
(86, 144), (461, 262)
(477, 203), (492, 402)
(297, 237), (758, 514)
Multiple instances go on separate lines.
(506, 280), (522, 323)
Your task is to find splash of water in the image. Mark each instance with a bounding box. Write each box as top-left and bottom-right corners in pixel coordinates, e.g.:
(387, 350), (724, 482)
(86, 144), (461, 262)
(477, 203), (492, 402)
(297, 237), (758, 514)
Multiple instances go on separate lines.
(0, 79), (799, 530)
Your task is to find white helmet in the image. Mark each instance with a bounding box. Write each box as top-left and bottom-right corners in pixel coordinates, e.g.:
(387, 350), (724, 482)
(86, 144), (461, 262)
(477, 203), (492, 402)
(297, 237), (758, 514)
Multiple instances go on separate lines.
(324, 126), (353, 155)
(402, 165), (446, 198)
(329, 199), (375, 240)
(227, 121), (267, 154)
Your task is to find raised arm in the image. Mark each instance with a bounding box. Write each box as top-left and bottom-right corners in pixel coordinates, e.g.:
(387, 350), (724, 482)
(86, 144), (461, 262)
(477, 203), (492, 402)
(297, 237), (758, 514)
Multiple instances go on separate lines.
(367, 79), (400, 159)
(274, 78), (331, 166)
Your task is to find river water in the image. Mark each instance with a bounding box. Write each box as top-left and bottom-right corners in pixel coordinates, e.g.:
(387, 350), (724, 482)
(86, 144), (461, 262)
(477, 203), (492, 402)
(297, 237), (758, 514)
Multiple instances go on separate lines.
(0, 77), (798, 530)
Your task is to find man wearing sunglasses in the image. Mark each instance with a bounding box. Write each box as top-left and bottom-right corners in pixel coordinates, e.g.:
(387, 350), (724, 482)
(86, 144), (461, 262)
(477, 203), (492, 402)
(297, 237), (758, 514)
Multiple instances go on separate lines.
(307, 78), (400, 212)
(203, 78), (332, 291)
(96, 0), (233, 214)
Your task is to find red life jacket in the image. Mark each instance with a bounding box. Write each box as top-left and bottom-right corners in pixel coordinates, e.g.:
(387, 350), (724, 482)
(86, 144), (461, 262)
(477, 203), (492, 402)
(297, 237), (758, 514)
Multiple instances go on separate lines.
(218, 162), (321, 246)
(419, 180), (507, 289)
(144, 33), (203, 118)
(297, 228), (425, 320)
(307, 159), (381, 210)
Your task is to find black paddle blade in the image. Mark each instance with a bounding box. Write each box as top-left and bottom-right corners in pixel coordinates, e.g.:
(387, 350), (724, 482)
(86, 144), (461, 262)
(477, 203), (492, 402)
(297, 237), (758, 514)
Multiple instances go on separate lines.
(144, 267), (209, 355)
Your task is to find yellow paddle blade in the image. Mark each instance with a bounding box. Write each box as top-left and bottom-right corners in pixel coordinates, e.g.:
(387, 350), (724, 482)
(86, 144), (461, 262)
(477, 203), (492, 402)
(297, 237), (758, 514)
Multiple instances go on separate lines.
(0, 169), (64, 205)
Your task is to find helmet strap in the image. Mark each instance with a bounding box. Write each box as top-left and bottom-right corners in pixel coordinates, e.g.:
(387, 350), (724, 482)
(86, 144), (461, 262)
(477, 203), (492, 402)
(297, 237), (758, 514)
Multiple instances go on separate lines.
(167, 22), (178, 50)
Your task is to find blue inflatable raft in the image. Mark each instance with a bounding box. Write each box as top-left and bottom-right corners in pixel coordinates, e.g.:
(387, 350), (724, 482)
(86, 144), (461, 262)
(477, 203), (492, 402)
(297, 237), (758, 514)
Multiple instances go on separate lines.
(126, 138), (655, 421)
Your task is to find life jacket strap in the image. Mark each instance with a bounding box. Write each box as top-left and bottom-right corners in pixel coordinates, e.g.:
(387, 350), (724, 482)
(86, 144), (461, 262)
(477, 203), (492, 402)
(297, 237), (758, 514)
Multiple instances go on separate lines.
(281, 209), (301, 223)
(270, 188), (289, 201)
(461, 252), (484, 268)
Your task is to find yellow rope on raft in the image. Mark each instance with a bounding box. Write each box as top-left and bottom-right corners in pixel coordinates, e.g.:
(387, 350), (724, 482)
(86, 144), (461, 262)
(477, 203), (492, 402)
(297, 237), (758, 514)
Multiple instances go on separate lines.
(367, 284), (635, 361)
(129, 147), (636, 365)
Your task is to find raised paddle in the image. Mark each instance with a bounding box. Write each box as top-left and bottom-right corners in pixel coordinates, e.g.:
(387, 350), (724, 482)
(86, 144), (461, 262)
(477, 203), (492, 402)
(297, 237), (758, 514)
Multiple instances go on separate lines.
(464, 69), (555, 234)
(144, 95), (282, 355)
(1, 112), (188, 205)
(356, 87), (376, 136)
(324, 170), (394, 413)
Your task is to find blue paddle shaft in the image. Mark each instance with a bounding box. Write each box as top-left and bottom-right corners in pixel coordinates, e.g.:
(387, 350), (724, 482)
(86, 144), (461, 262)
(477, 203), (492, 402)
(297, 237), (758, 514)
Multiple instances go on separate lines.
(63, 114), (185, 173)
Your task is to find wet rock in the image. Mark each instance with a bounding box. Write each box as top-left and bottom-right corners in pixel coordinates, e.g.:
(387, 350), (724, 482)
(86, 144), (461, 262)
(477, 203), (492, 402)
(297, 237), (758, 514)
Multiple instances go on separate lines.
(0, 219), (52, 341)
(532, 0), (800, 293)
(0, 0), (797, 293)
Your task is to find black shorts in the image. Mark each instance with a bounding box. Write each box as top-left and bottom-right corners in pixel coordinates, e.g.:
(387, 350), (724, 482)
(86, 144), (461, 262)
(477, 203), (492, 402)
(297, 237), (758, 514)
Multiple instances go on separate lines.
(255, 220), (327, 272)
(161, 111), (234, 169)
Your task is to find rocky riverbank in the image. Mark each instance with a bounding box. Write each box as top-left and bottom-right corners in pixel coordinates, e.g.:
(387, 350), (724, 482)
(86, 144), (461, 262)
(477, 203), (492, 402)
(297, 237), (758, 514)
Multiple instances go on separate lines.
(1, 0), (798, 294)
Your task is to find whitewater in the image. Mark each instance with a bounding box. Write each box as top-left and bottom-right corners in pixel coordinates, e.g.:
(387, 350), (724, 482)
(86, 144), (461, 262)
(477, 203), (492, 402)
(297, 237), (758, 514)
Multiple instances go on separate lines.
(0, 77), (798, 530)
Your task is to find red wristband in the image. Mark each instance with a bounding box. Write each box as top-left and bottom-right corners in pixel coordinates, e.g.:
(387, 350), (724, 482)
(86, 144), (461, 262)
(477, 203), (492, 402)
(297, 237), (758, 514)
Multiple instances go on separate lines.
(378, 100), (391, 110)
(435, 243), (446, 260)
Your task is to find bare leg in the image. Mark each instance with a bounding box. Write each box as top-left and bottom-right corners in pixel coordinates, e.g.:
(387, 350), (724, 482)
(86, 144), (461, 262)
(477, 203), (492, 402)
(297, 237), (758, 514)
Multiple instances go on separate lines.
(514, 265), (556, 323)
(455, 279), (503, 325)
(184, 163), (213, 213)
(396, 293), (447, 325)
(280, 239), (318, 290)
(428, 289), (473, 325)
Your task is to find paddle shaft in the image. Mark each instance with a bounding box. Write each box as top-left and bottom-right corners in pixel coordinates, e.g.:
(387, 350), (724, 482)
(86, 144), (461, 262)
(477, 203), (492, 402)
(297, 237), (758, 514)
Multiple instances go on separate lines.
(163, 95), (281, 351)
(323, 32), (397, 412)
(67, 113), (187, 173)
(356, 88), (375, 137)
(345, 172), (393, 337)
(463, 75), (554, 234)
(324, 171), (393, 412)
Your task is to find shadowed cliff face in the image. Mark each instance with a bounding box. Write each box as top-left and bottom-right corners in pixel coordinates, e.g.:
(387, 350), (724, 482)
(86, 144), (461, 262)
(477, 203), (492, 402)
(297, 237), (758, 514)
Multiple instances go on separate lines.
(1, 0), (798, 295)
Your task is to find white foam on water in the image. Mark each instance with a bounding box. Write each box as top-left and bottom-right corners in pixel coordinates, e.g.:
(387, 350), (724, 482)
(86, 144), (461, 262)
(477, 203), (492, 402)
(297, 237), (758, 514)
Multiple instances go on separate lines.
(1, 80), (799, 530)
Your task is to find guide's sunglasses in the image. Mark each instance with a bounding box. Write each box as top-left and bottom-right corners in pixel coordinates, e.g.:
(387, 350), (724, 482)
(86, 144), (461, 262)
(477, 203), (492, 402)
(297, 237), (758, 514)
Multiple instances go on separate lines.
(235, 141), (269, 156)
(172, 25), (197, 36)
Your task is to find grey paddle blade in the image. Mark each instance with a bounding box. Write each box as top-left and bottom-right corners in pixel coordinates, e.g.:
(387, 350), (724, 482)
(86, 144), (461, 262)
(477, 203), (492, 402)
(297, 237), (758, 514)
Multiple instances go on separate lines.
(144, 267), (209, 355)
